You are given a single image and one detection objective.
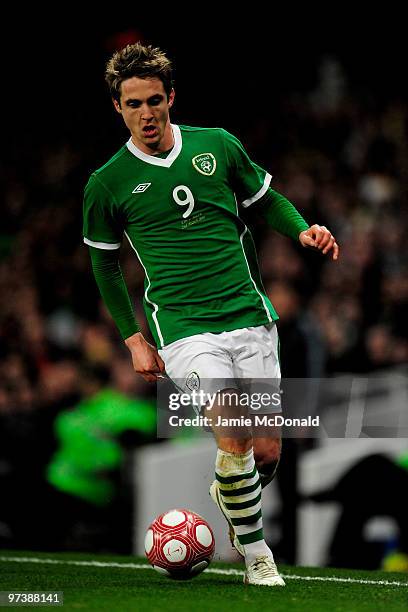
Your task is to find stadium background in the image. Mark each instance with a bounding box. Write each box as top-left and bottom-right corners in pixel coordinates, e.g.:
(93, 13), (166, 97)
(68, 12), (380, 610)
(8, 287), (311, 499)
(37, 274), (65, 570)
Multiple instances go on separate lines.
(1, 16), (407, 571)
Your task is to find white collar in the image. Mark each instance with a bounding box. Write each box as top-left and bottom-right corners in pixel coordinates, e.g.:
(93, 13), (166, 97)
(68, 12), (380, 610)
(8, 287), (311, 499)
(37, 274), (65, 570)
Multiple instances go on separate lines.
(126, 124), (182, 168)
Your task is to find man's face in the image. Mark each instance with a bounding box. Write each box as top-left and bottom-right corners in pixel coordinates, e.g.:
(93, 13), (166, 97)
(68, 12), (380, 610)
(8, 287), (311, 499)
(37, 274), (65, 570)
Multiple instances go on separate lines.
(114, 77), (175, 153)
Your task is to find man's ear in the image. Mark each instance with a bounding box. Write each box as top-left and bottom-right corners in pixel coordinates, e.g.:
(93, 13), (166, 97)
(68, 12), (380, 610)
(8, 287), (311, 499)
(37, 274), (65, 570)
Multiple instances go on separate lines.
(168, 88), (175, 109)
(113, 98), (122, 114)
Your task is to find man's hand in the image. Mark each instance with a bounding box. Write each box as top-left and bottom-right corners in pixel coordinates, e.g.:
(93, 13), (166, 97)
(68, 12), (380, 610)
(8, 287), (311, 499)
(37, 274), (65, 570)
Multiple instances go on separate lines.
(124, 332), (166, 382)
(299, 224), (340, 260)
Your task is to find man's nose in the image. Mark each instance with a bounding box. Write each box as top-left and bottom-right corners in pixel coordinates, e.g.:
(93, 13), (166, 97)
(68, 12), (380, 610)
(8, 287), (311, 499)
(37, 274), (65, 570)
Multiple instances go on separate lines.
(141, 104), (154, 120)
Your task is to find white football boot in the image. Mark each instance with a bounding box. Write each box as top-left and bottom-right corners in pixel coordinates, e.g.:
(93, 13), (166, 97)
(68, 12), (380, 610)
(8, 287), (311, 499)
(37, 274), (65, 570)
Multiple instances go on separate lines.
(209, 480), (245, 557)
(244, 555), (286, 587)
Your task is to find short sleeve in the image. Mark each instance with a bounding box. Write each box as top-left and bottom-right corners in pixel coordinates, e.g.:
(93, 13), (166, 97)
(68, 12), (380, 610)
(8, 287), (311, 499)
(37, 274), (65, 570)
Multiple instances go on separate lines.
(221, 129), (272, 208)
(83, 174), (123, 250)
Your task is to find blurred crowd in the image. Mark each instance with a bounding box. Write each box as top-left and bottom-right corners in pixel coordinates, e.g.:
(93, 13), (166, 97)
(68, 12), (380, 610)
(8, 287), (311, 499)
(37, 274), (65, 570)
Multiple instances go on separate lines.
(0, 51), (407, 553)
(1, 56), (407, 415)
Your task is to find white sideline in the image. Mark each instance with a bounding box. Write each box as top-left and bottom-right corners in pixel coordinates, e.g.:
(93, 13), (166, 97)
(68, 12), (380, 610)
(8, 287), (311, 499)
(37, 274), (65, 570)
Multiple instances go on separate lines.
(0, 556), (407, 588)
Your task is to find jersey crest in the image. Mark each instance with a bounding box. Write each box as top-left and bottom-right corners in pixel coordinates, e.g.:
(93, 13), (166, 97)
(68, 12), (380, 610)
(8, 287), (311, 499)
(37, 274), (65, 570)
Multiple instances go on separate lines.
(192, 153), (217, 176)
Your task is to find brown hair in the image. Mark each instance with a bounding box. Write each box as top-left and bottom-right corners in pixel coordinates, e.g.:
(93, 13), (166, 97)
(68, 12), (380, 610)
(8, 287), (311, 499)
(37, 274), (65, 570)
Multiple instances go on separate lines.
(105, 42), (173, 103)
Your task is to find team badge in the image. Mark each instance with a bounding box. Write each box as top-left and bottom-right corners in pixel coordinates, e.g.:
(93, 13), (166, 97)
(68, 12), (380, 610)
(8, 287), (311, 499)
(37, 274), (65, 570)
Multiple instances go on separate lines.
(192, 153), (217, 176)
(186, 371), (200, 391)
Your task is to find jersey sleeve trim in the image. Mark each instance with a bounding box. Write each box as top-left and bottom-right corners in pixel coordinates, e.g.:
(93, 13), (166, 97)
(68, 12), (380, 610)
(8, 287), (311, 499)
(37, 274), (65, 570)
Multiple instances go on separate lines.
(241, 173), (272, 208)
(83, 237), (121, 250)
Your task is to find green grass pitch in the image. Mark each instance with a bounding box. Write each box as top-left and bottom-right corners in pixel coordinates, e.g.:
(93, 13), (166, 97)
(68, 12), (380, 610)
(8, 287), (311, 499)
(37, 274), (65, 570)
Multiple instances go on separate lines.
(0, 550), (407, 611)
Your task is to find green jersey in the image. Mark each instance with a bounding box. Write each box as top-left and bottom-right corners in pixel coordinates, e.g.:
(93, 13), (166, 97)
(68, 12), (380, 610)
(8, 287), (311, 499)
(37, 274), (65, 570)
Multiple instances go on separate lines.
(83, 125), (279, 348)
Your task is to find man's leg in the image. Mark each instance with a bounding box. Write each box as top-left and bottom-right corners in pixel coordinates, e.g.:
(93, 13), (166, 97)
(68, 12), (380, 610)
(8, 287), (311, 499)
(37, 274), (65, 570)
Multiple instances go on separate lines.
(232, 324), (282, 489)
(159, 331), (284, 585)
(210, 390), (285, 586)
(253, 436), (282, 488)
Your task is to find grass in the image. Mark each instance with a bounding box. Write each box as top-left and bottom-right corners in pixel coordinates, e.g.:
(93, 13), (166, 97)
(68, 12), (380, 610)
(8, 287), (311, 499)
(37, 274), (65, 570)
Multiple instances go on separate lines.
(0, 549), (407, 611)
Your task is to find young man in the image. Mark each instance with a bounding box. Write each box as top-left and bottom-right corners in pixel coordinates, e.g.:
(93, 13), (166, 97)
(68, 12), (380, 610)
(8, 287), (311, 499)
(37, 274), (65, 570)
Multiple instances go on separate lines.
(83, 43), (339, 586)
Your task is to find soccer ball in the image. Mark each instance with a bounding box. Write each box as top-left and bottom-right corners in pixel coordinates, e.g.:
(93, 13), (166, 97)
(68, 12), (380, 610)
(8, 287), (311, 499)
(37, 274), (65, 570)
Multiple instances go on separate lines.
(144, 508), (215, 579)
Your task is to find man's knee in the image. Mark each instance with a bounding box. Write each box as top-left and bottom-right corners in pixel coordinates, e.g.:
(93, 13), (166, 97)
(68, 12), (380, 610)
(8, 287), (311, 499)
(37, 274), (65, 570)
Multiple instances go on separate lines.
(210, 388), (252, 452)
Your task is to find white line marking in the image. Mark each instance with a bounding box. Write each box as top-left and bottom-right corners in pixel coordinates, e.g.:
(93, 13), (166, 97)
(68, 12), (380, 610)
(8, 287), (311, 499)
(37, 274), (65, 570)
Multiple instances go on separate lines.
(0, 556), (407, 588)
(124, 231), (164, 348)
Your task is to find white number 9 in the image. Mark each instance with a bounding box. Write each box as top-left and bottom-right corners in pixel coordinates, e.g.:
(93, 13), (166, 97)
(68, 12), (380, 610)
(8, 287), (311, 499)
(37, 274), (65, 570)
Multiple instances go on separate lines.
(172, 185), (195, 219)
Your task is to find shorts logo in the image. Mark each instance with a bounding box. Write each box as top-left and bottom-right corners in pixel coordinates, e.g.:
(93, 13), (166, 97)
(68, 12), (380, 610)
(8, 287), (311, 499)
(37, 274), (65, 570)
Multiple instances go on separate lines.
(192, 153), (216, 176)
(186, 371), (200, 391)
(132, 182), (151, 193)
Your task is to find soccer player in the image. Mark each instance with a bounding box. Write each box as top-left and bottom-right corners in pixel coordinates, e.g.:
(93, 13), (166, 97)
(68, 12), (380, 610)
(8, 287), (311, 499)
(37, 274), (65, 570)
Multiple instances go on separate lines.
(83, 43), (339, 586)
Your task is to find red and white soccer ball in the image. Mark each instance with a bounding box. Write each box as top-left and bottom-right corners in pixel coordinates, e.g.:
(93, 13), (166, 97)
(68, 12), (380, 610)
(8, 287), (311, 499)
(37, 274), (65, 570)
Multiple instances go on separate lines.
(145, 509), (215, 579)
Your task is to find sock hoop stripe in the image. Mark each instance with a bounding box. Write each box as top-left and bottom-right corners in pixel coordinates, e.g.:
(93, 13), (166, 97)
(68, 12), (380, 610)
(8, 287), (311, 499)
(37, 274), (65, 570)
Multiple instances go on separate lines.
(236, 527), (264, 545)
(219, 479), (261, 497)
(228, 500), (262, 519)
(231, 508), (263, 526)
(224, 491), (262, 511)
(215, 464), (256, 484)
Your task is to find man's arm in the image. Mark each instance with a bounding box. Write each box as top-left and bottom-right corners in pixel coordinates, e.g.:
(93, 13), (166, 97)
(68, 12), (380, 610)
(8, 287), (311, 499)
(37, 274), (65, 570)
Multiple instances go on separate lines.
(219, 130), (339, 260)
(89, 246), (165, 381)
(258, 189), (340, 260)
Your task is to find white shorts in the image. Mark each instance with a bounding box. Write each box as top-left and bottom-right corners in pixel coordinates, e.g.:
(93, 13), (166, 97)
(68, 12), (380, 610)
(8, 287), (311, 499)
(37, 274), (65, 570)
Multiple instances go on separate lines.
(158, 323), (280, 397)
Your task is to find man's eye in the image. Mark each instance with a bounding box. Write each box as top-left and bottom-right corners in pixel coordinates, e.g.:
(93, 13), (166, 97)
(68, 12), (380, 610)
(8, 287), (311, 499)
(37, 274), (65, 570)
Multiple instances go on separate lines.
(150, 98), (162, 105)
